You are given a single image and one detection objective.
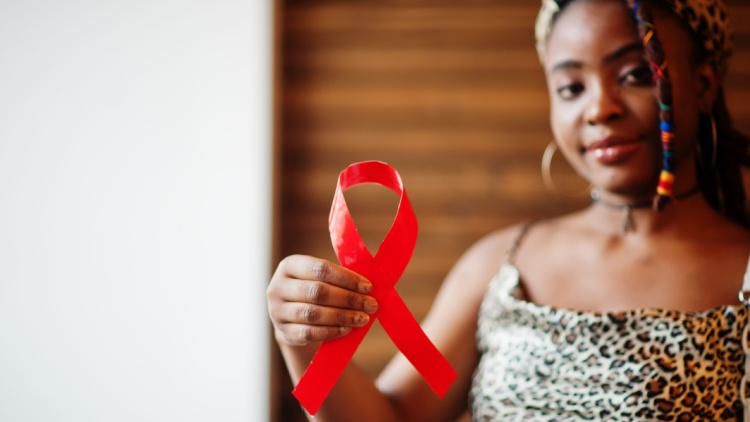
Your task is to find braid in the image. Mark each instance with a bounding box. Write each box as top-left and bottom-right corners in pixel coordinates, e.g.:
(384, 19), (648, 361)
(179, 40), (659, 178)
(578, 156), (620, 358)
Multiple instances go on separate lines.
(628, 0), (675, 211)
(695, 111), (721, 211)
(547, 0), (750, 225)
(628, 0), (749, 224)
(702, 90), (750, 226)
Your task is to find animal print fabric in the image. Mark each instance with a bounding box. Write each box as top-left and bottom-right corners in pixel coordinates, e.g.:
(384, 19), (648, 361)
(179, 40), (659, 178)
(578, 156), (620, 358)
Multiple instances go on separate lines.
(470, 263), (748, 421)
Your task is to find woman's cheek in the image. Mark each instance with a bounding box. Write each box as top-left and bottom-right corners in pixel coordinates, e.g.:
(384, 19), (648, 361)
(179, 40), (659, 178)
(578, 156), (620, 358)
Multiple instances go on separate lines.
(550, 100), (575, 139)
(556, 102), (598, 180)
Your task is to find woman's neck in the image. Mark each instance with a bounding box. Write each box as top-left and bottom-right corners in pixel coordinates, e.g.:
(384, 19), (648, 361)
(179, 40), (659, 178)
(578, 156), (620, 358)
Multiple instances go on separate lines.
(583, 165), (724, 237)
(584, 190), (717, 237)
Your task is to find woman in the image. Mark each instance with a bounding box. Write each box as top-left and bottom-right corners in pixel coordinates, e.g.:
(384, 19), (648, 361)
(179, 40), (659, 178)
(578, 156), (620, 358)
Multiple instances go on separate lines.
(267, 0), (750, 419)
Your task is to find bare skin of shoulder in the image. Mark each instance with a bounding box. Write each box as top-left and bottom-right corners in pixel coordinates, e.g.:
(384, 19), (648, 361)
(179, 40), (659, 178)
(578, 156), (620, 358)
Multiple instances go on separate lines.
(515, 198), (750, 314)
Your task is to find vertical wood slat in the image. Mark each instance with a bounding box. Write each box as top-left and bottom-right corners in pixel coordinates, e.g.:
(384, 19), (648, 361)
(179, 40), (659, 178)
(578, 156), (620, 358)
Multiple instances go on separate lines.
(274, 1), (750, 420)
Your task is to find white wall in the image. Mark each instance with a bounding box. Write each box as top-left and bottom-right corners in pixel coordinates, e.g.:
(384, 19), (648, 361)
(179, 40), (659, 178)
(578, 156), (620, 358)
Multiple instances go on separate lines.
(0, 1), (270, 421)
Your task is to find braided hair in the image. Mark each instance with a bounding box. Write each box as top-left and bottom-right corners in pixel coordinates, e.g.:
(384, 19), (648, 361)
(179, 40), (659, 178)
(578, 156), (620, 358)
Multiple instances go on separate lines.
(549, 0), (750, 226)
(629, 0), (676, 210)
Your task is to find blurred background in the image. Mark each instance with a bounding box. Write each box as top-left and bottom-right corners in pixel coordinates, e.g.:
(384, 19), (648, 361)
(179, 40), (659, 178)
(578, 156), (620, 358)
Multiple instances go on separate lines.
(1, 0), (749, 421)
(273, 0), (750, 421)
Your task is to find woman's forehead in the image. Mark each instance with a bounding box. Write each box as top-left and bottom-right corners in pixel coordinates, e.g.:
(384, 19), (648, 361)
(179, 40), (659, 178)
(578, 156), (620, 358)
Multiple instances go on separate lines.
(535, 0), (732, 71)
(545, 1), (641, 68)
(545, 1), (696, 71)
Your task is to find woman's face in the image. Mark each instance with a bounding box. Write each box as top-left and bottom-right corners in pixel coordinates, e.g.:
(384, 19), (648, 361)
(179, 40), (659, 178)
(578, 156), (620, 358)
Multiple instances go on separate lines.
(543, 0), (706, 197)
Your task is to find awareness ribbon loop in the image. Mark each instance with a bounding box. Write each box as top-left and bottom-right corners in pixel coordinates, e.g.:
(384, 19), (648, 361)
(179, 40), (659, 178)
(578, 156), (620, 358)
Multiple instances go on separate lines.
(292, 161), (457, 415)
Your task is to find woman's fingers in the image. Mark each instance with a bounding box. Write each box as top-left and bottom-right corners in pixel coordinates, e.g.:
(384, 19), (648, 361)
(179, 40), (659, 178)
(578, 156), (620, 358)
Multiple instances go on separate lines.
(267, 254), (379, 347)
(277, 302), (371, 327)
(278, 323), (353, 346)
(277, 255), (373, 294)
(283, 279), (379, 314)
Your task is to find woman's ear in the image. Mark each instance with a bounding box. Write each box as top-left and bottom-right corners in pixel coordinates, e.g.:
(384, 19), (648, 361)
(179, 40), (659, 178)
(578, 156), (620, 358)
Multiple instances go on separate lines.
(695, 61), (720, 113)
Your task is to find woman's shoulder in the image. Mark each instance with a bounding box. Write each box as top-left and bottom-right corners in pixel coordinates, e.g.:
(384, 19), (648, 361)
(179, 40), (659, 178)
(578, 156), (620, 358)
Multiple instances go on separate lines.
(438, 220), (545, 295)
(434, 223), (524, 292)
(461, 215), (579, 264)
(460, 221), (534, 267)
(486, 213), (584, 257)
(444, 213), (590, 296)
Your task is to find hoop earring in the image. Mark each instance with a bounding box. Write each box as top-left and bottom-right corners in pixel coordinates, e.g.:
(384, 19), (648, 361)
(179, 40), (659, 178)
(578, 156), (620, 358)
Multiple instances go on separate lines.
(541, 141), (592, 196)
(541, 141), (559, 192)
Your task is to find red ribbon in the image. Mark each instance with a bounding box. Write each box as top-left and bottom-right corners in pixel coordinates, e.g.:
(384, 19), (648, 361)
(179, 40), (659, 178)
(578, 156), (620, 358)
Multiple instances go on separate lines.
(292, 161), (457, 415)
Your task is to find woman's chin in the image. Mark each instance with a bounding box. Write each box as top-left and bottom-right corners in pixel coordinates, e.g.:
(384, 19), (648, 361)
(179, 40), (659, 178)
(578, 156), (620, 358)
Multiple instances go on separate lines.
(589, 171), (659, 198)
(583, 155), (660, 197)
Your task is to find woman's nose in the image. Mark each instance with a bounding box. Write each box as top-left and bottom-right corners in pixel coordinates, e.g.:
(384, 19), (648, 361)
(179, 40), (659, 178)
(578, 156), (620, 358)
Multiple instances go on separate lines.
(584, 82), (625, 126)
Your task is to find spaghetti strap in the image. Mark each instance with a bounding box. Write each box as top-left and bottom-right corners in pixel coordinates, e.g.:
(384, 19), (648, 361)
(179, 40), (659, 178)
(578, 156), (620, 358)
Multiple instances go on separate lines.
(505, 221), (535, 265)
(739, 253), (750, 421)
(740, 253), (750, 304)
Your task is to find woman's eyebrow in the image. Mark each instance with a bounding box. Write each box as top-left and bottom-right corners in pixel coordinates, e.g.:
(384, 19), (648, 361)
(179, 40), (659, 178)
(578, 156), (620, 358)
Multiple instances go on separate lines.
(550, 41), (645, 74)
(602, 41), (645, 64)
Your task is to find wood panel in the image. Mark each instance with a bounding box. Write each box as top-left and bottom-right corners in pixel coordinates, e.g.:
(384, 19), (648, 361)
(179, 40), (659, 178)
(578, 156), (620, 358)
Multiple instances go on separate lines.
(273, 1), (750, 420)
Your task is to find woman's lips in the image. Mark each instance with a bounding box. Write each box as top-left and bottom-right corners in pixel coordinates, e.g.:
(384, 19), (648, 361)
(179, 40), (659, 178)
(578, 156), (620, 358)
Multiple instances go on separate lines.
(586, 138), (643, 165)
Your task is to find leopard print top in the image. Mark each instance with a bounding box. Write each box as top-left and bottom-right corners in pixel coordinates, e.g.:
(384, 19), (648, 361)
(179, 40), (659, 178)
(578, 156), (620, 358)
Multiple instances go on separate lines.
(470, 227), (750, 421)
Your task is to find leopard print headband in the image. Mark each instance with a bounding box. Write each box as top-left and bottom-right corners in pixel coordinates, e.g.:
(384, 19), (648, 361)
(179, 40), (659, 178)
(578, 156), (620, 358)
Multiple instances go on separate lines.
(535, 0), (732, 70)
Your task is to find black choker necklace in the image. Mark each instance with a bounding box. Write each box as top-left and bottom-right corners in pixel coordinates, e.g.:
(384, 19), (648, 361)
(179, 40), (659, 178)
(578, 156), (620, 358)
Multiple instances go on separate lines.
(590, 186), (702, 233)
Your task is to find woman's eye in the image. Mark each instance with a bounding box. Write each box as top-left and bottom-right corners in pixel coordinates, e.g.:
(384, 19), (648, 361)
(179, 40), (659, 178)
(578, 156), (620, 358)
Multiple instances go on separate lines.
(621, 66), (654, 85)
(556, 83), (584, 100)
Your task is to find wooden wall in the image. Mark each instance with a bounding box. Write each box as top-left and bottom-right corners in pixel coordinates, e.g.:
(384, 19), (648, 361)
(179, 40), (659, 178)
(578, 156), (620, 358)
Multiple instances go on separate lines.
(273, 1), (750, 420)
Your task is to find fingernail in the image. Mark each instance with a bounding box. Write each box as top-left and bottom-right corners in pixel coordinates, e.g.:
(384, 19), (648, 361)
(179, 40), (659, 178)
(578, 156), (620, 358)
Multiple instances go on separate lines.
(340, 326), (352, 335)
(355, 313), (370, 326)
(364, 297), (378, 314)
(358, 281), (372, 294)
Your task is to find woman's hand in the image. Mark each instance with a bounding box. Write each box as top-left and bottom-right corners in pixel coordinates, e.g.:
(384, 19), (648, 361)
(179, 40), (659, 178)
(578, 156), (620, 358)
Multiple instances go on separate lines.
(267, 254), (379, 347)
